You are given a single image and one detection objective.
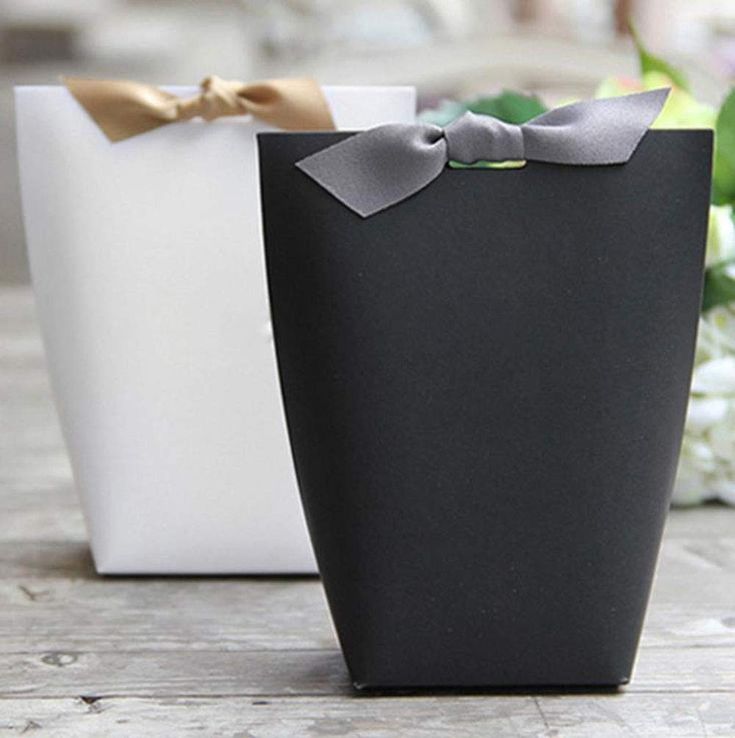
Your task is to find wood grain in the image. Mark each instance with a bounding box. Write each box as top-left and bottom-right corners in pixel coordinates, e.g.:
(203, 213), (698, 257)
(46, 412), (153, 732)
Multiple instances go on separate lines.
(1, 286), (734, 736)
(1, 645), (735, 698)
(1, 694), (734, 738)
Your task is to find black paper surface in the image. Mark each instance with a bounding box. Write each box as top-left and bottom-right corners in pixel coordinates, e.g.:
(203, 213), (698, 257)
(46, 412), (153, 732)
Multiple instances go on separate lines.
(258, 130), (713, 689)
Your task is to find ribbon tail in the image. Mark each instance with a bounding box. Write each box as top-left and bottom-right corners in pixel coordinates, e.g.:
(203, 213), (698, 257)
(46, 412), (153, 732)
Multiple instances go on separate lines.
(246, 79), (336, 132)
(296, 123), (447, 218)
(63, 77), (177, 142)
(522, 88), (670, 165)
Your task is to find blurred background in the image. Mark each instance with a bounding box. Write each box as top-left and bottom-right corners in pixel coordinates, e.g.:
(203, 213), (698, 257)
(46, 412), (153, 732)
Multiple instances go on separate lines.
(1, 0), (734, 283)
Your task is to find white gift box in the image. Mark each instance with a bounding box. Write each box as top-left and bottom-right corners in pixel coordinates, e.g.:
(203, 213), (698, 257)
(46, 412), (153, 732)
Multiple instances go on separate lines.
(15, 84), (416, 574)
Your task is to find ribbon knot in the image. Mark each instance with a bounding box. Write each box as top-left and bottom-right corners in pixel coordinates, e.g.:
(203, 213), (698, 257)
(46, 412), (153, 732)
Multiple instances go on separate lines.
(296, 88), (670, 218)
(63, 75), (335, 142)
(174, 76), (245, 122)
(445, 112), (525, 163)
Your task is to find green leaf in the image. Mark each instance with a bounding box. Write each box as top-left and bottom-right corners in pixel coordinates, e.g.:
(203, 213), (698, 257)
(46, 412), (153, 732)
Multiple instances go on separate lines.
(629, 22), (690, 92)
(467, 90), (547, 124)
(702, 259), (735, 311)
(419, 90), (547, 128)
(417, 99), (469, 127)
(713, 89), (735, 206)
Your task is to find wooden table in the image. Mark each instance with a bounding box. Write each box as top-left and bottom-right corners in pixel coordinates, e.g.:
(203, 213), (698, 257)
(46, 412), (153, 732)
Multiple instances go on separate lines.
(1, 287), (733, 736)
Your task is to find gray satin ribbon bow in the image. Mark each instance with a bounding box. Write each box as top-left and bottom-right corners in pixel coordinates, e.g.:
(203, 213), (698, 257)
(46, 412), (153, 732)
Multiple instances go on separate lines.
(296, 88), (669, 218)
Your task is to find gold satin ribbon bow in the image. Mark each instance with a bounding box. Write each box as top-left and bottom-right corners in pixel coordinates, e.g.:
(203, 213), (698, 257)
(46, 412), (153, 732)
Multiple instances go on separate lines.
(63, 75), (336, 142)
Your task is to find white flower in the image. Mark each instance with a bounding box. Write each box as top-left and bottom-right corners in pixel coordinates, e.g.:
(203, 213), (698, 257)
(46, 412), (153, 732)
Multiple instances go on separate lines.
(673, 304), (735, 506)
(705, 205), (735, 267)
(696, 306), (735, 362)
(711, 476), (735, 505)
(690, 356), (735, 395)
(673, 438), (718, 506)
(685, 396), (729, 432)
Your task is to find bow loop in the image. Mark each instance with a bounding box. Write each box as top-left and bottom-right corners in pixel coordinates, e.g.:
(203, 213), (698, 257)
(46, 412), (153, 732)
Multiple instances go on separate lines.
(522, 87), (670, 164)
(63, 75), (335, 142)
(297, 89), (670, 218)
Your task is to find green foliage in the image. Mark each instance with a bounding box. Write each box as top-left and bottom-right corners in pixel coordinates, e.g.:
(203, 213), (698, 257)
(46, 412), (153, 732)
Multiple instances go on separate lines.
(418, 99), (468, 127)
(713, 89), (735, 207)
(703, 260), (735, 312)
(419, 90), (547, 127)
(465, 90), (547, 125)
(630, 22), (690, 92)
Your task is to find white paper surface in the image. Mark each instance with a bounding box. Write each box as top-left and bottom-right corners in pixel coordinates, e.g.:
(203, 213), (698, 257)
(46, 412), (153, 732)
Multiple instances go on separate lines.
(15, 84), (416, 573)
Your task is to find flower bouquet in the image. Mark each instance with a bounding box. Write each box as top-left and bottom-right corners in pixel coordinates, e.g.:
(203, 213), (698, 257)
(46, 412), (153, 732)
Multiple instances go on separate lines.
(421, 32), (735, 507)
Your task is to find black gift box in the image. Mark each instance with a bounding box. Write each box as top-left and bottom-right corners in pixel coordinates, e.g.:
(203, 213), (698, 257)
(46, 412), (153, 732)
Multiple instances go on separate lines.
(258, 129), (712, 690)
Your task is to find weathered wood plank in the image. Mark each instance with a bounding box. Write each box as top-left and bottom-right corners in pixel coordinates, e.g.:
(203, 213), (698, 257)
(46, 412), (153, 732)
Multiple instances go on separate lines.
(0, 288), (71, 508)
(0, 569), (733, 654)
(0, 534), (732, 654)
(0, 576), (335, 652)
(1, 645), (734, 699)
(0, 490), (84, 543)
(662, 503), (735, 537)
(0, 693), (734, 738)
